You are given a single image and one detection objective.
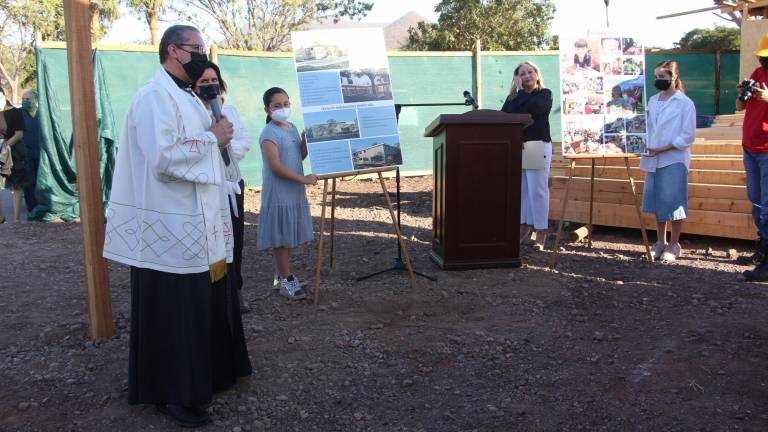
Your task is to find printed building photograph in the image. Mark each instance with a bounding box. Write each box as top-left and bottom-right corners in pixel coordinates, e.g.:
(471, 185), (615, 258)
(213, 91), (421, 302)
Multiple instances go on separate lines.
(304, 109), (360, 143)
(350, 135), (403, 169)
(340, 68), (393, 103)
(294, 43), (349, 72)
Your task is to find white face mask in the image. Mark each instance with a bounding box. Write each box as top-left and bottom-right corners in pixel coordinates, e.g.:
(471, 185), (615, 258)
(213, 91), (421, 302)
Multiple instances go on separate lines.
(271, 107), (291, 122)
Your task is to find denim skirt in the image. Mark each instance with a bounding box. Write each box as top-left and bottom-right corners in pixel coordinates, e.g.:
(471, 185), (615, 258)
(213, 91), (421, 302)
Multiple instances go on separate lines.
(641, 162), (688, 221)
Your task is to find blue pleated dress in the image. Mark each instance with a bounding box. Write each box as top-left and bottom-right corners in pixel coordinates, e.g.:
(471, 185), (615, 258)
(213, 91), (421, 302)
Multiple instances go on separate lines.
(256, 123), (314, 250)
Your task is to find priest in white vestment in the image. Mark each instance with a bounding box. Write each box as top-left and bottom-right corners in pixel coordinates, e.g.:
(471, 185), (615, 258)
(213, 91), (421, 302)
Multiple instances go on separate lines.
(103, 25), (252, 429)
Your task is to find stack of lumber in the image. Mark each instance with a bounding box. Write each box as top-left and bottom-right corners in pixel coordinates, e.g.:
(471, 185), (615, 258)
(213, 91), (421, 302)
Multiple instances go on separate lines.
(549, 113), (755, 240)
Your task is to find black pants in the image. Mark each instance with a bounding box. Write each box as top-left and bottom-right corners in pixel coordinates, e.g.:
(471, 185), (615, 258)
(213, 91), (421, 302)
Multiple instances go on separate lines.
(230, 179), (245, 290)
(23, 157), (38, 214)
(128, 265), (252, 406)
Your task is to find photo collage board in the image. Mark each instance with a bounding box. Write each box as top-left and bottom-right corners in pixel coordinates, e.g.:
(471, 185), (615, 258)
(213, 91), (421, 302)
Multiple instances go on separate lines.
(291, 28), (403, 176)
(559, 32), (648, 156)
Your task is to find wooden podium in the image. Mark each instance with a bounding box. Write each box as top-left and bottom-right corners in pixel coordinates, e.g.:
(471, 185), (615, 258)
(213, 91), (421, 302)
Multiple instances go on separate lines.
(424, 109), (532, 270)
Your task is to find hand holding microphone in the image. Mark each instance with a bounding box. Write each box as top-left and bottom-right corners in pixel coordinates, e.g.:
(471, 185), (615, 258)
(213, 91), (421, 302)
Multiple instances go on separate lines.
(198, 83), (232, 165)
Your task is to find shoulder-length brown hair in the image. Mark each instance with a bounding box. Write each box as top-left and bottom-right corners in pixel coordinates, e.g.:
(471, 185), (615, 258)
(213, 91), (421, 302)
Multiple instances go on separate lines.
(655, 60), (685, 92)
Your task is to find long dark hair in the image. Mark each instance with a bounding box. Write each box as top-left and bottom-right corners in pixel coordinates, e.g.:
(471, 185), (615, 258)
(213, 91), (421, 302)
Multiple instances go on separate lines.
(192, 62), (227, 96)
(263, 87), (288, 124)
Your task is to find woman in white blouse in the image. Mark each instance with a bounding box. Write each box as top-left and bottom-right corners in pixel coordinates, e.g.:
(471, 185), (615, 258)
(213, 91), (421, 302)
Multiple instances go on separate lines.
(193, 62), (252, 309)
(640, 60), (696, 261)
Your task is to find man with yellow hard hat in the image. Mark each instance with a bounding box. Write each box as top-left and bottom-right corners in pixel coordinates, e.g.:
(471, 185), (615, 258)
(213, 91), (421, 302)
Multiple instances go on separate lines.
(737, 33), (768, 281)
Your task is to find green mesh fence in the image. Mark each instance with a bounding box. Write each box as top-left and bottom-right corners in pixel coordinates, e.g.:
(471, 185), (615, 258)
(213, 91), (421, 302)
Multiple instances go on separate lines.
(35, 46), (739, 215)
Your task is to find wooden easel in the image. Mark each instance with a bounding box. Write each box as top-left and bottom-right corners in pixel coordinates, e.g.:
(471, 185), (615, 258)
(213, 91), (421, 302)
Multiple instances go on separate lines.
(549, 154), (653, 268)
(313, 166), (415, 304)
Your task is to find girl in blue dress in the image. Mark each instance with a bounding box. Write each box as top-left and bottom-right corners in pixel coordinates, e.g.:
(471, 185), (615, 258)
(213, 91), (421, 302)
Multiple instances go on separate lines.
(257, 87), (317, 299)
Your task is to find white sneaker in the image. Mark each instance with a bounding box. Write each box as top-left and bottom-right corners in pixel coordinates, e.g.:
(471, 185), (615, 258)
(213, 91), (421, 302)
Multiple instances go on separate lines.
(660, 243), (681, 262)
(650, 242), (667, 261)
(280, 275), (307, 300)
(274, 274), (308, 290)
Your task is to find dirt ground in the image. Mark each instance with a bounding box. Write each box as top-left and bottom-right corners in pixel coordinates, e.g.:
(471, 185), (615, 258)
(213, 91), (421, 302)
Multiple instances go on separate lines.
(1, 175), (768, 432)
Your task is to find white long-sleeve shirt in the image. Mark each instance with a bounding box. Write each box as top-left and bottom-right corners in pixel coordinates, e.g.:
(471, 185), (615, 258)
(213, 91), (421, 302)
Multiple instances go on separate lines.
(639, 90), (697, 173)
(222, 104), (251, 167)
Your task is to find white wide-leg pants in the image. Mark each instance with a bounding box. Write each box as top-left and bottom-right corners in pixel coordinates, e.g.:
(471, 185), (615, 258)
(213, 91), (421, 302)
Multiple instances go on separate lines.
(520, 141), (552, 230)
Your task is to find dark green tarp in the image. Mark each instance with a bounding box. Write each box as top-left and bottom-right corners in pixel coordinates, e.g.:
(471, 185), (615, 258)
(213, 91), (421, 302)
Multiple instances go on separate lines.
(31, 49), (116, 221)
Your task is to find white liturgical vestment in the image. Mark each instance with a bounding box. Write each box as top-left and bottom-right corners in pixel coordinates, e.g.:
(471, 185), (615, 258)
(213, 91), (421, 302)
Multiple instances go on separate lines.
(103, 69), (233, 274)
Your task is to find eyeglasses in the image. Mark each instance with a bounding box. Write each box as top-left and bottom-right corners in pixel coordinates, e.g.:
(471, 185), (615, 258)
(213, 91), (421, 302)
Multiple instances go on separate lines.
(175, 43), (206, 55)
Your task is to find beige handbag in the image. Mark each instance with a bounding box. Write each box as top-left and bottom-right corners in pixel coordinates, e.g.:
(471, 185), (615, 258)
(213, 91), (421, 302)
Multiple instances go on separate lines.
(521, 140), (546, 170)
(0, 139), (12, 176)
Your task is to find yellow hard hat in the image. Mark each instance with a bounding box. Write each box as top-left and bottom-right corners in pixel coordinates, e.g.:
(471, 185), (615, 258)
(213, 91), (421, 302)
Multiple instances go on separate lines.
(755, 33), (768, 57)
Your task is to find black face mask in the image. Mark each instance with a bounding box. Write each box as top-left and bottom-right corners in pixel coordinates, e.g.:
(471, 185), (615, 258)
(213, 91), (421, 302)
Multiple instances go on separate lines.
(654, 79), (672, 91)
(178, 50), (209, 82)
(760, 57), (768, 70)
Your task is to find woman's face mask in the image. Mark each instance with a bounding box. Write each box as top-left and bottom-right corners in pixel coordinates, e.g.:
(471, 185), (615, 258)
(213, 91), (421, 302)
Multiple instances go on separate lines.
(654, 79), (672, 91)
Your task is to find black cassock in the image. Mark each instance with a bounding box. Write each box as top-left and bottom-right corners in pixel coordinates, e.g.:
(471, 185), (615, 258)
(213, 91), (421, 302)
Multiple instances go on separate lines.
(128, 265), (252, 406)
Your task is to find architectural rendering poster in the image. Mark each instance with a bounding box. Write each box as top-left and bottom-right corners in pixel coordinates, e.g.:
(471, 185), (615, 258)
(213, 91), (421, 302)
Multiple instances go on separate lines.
(559, 32), (648, 156)
(291, 28), (403, 175)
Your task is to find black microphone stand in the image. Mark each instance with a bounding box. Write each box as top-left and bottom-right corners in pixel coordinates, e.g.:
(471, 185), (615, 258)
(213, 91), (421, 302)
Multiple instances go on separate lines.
(356, 101), (474, 283)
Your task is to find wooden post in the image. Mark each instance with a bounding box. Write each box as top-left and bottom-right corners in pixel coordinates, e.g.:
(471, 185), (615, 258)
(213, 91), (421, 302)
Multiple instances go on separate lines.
(588, 158), (596, 248)
(550, 159), (577, 269)
(472, 40), (482, 109)
(714, 50), (721, 116)
(377, 172), (415, 288)
(624, 158), (653, 261)
(313, 179), (329, 304)
(329, 178), (337, 269)
(210, 44), (218, 64)
(63, 0), (113, 339)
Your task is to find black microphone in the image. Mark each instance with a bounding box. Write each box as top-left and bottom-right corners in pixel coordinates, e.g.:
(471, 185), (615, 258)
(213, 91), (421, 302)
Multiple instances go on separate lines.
(198, 83), (231, 166)
(463, 90), (478, 109)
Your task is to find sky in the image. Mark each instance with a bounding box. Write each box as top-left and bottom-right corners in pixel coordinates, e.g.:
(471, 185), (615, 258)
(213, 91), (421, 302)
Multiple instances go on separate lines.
(102, 0), (737, 49)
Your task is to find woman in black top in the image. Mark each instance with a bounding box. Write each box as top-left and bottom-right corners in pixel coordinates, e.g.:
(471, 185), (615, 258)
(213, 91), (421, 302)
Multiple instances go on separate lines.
(0, 87), (24, 223)
(500, 61), (553, 251)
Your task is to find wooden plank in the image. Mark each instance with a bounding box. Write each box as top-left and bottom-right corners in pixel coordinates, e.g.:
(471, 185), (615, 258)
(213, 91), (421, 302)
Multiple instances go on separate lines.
(550, 177), (751, 213)
(695, 126), (742, 140)
(552, 143), (743, 157)
(550, 177), (748, 200)
(550, 186), (751, 213)
(549, 200), (755, 240)
(568, 166), (746, 185)
(557, 157), (743, 170)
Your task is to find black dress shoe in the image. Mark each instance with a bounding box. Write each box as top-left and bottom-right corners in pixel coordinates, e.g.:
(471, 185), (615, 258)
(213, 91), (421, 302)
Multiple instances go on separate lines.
(156, 404), (212, 428)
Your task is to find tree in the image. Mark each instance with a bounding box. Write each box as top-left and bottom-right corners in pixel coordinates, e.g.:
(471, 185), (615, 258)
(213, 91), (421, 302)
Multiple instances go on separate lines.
(89, 0), (121, 42)
(674, 26), (740, 51)
(0, 0), (66, 103)
(175, 0), (373, 51)
(403, 0), (556, 51)
(123, 0), (166, 45)
(0, 0), (118, 102)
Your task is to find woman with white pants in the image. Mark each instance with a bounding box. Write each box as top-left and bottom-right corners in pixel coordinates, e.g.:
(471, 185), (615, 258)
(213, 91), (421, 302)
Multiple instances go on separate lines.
(501, 62), (553, 250)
